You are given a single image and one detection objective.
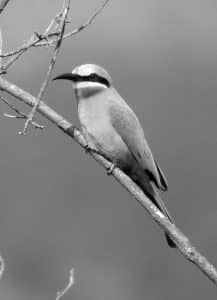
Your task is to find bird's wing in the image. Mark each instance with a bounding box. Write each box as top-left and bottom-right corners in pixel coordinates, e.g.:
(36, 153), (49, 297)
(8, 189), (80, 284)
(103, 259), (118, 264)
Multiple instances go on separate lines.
(109, 95), (168, 191)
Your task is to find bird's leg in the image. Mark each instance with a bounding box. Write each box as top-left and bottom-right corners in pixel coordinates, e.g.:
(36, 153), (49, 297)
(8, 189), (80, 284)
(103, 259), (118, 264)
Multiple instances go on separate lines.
(81, 128), (99, 154)
(106, 162), (116, 175)
(84, 143), (102, 155)
(83, 135), (116, 174)
(84, 143), (99, 155)
(84, 143), (91, 153)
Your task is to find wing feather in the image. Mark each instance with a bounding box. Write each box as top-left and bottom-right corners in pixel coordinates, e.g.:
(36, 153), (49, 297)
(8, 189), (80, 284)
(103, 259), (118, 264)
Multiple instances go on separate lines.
(109, 95), (168, 191)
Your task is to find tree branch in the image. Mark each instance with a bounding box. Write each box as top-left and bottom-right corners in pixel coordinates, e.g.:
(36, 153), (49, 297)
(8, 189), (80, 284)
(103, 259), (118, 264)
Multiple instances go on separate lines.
(0, 0), (111, 64)
(56, 268), (75, 300)
(21, 0), (71, 135)
(0, 30), (2, 69)
(0, 76), (217, 285)
(0, 0), (11, 15)
(0, 253), (5, 279)
(0, 95), (44, 130)
(52, 0), (110, 42)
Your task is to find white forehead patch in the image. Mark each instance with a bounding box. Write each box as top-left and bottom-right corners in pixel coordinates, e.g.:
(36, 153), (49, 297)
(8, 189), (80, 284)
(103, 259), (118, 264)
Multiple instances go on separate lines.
(72, 64), (112, 84)
(73, 64), (94, 77)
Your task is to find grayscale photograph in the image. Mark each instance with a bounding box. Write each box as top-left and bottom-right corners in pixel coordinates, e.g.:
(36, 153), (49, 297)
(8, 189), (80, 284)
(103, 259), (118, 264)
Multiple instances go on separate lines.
(0, 0), (217, 299)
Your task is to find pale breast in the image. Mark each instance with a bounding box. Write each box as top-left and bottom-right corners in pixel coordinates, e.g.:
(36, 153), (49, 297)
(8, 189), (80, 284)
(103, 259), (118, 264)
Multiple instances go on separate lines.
(78, 96), (130, 164)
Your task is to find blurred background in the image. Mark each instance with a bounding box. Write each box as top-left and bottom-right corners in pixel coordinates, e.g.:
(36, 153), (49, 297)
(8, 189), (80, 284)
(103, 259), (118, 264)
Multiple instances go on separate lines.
(1, 0), (217, 299)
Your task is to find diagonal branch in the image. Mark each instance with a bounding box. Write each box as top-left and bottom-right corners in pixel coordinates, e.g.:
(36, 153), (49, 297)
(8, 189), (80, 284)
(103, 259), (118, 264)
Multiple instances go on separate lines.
(0, 29), (2, 70)
(0, 95), (44, 129)
(39, 0), (111, 46)
(0, 0), (111, 62)
(0, 34), (41, 73)
(0, 253), (5, 280)
(21, 0), (71, 135)
(56, 268), (75, 300)
(0, 76), (217, 285)
(0, 0), (11, 15)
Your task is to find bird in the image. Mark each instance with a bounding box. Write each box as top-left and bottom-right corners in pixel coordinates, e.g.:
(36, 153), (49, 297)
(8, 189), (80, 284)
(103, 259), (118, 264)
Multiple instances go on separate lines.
(53, 64), (176, 248)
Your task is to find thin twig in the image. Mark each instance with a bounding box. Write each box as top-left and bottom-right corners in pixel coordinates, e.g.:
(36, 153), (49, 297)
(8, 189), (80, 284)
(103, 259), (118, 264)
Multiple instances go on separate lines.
(0, 95), (44, 129)
(44, 13), (62, 37)
(0, 254), (5, 280)
(0, 34), (37, 73)
(37, 0), (111, 46)
(56, 268), (75, 300)
(1, 76), (217, 285)
(0, 0), (11, 14)
(0, 29), (2, 70)
(61, 0), (110, 41)
(0, 13), (62, 72)
(0, 0), (111, 60)
(0, 30), (52, 60)
(21, 0), (71, 135)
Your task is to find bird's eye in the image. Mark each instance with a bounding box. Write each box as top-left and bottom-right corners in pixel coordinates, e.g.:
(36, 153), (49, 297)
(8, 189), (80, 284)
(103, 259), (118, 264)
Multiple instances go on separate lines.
(86, 73), (110, 87)
(89, 73), (97, 80)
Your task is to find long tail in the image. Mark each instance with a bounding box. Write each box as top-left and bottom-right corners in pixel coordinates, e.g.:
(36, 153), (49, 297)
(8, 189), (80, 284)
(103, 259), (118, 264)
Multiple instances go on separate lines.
(147, 185), (176, 248)
(134, 176), (176, 248)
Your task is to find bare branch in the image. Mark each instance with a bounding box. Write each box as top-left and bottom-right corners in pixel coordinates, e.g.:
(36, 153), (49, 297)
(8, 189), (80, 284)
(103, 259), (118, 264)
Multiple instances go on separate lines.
(0, 254), (5, 279)
(56, 268), (75, 300)
(0, 0), (11, 15)
(0, 95), (44, 130)
(0, 0), (111, 61)
(0, 7), (65, 73)
(0, 30), (53, 60)
(0, 34), (38, 74)
(43, 13), (61, 37)
(39, 0), (111, 46)
(21, 0), (71, 135)
(0, 29), (2, 70)
(1, 76), (217, 285)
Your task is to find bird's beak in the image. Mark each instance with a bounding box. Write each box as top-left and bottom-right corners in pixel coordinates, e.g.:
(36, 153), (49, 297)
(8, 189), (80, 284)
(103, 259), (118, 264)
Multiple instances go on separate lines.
(53, 73), (80, 82)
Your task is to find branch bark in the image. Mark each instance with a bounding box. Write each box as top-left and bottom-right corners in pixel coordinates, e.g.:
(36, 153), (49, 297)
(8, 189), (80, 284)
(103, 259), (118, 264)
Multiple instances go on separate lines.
(0, 95), (44, 129)
(0, 30), (2, 69)
(21, 0), (71, 134)
(0, 76), (217, 285)
(0, 0), (111, 62)
(0, 0), (11, 15)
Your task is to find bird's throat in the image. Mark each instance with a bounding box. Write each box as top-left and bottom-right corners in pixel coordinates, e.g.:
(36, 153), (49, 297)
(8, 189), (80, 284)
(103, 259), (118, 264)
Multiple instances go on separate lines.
(75, 81), (107, 98)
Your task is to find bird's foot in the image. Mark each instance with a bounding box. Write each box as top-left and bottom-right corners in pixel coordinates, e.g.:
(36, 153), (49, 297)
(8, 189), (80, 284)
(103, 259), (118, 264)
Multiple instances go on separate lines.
(84, 143), (98, 155)
(84, 143), (91, 153)
(106, 163), (116, 175)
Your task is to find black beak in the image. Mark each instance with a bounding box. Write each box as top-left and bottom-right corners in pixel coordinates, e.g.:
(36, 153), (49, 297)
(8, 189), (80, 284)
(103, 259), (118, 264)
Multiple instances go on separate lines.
(53, 73), (80, 82)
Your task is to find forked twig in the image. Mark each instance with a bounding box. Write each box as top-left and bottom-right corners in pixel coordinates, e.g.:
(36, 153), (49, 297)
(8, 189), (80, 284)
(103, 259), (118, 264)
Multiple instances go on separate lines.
(1, 34), (37, 73)
(0, 95), (44, 130)
(38, 0), (111, 46)
(0, 0), (111, 133)
(21, 0), (71, 135)
(63, 0), (110, 40)
(0, 15), (61, 73)
(0, 0), (111, 61)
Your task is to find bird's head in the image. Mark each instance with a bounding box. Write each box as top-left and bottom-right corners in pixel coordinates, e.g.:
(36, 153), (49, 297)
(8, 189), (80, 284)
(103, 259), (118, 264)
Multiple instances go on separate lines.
(53, 64), (112, 98)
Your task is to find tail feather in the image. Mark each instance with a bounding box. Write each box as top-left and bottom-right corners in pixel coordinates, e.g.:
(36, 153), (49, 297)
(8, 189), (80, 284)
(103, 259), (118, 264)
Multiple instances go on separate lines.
(134, 176), (176, 248)
(165, 232), (176, 248)
(147, 186), (176, 248)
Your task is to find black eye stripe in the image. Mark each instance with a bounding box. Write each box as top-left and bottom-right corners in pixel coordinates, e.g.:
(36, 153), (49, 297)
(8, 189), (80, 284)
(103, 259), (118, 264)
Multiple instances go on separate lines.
(78, 73), (110, 87)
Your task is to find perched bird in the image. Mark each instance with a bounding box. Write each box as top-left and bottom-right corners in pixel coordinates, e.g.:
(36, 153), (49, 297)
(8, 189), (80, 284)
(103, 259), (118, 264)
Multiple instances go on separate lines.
(53, 64), (176, 248)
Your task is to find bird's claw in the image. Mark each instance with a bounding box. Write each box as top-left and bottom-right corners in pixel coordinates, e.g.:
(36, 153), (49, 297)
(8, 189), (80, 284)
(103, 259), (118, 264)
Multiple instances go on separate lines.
(84, 143), (91, 153)
(106, 163), (116, 175)
(84, 144), (99, 155)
